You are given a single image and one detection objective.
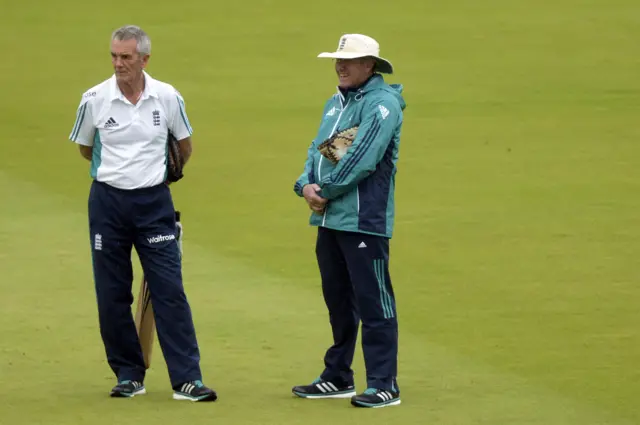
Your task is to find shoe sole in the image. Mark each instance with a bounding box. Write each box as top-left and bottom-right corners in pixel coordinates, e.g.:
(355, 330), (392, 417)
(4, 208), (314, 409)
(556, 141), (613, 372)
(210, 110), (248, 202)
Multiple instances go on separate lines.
(173, 392), (217, 402)
(352, 398), (401, 408)
(110, 388), (146, 398)
(293, 390), (356, 399)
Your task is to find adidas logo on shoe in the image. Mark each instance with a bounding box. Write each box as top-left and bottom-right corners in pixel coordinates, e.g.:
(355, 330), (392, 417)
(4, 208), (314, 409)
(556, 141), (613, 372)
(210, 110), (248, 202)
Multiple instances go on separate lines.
(110, 380), (146, 398)
(351, 387), (401, 408)
(173, 380), (217, 402)
(292, 378), (356, 399)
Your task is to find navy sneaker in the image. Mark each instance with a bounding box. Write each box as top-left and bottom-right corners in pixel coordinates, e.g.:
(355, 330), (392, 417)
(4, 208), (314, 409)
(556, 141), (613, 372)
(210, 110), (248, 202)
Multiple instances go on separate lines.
(292, 377), (356, 399)
(351, 388), (401, 408)
(173, 380), (217, 402)
(110, 380), (146, 398)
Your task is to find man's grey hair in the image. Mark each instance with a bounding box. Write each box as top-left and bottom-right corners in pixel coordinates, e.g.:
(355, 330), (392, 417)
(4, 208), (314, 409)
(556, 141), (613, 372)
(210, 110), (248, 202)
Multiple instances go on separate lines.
(111, 25), (151, 56)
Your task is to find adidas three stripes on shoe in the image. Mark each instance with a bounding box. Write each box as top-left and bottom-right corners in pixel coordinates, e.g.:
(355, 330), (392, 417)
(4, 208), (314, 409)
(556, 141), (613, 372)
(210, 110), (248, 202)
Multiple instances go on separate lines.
(292, 378), (356, 399)
(110, 380), (146, 398)
(350, 388), (401, 408)
(172, 380), (218, 402)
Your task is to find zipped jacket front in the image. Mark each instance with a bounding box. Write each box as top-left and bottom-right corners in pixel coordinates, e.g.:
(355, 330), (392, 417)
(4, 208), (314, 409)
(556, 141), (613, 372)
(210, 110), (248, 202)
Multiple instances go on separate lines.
(294, 74), (407, 238)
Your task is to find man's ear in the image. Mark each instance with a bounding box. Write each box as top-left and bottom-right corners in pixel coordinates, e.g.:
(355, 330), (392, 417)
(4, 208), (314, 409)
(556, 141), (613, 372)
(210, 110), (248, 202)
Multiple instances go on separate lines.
(368, 57), (377, 73)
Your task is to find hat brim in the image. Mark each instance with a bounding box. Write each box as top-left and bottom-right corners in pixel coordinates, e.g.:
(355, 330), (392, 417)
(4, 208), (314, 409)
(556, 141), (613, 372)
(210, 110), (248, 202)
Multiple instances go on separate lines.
(317, 51), (393, 74)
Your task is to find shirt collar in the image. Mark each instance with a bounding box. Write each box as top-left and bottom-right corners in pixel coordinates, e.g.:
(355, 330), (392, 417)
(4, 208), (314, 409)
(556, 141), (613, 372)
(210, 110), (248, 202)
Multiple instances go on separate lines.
(109, 70), (158, 102)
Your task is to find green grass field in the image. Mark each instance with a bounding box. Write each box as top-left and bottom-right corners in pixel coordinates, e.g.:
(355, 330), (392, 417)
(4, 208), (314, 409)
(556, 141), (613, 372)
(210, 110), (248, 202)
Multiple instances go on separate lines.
(1, 0), (639, 423)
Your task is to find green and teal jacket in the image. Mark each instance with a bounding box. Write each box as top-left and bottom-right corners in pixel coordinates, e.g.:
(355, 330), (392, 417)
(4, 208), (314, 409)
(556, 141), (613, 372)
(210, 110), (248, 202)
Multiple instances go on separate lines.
(294, 74), (407, 238)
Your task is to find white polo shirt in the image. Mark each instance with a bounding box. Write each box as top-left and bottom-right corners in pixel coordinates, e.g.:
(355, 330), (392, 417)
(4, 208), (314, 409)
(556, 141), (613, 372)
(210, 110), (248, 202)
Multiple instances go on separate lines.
(69, 71), (193, 190)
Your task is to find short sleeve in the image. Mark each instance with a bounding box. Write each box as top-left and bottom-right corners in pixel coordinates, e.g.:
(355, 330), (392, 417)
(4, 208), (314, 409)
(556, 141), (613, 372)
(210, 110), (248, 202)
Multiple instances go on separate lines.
(69, 93), (95, 146)
(167, 88), (193, 140)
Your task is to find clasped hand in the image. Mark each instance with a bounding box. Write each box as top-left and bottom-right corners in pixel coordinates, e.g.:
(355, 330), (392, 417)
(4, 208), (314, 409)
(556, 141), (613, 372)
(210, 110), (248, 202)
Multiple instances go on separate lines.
(302, 184), (327, 215)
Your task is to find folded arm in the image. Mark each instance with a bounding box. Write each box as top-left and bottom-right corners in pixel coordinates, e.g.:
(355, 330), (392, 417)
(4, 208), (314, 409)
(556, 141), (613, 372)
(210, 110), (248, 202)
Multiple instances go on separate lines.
(318, 100), (400, 200)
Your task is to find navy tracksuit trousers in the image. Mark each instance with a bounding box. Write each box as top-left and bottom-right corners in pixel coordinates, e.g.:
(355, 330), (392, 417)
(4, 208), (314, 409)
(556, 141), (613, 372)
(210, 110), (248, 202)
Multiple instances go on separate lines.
(316, 226), (399, 392)
(88, 180), (201, 388)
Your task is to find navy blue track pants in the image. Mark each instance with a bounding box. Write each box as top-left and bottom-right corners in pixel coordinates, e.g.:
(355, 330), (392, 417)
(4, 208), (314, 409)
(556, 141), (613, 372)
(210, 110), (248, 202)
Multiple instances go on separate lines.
(88, 180), (201, 387)
(316, 226), (399, 392)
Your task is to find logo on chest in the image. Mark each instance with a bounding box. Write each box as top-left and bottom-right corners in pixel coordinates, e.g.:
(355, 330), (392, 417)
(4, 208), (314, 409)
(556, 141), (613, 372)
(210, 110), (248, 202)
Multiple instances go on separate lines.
(104, 117), (119, 129)
(152, 110), (161, 126)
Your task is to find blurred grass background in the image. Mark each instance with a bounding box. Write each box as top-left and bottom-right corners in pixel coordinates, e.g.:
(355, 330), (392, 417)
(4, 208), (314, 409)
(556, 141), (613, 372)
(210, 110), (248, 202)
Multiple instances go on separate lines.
(0, 0), (638, 423)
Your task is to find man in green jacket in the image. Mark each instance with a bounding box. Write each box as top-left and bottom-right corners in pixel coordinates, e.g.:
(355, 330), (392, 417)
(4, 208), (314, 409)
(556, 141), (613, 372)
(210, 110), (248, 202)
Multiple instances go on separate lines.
(292, 33), (407, 408)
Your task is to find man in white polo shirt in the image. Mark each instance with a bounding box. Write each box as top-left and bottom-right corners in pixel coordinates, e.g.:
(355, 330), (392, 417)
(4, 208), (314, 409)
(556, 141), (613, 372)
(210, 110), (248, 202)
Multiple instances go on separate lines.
(69, 24), (216, 402)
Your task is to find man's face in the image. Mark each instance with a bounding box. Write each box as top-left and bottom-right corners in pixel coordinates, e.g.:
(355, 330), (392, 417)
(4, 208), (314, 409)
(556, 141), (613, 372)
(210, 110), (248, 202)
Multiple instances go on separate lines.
(335, 57), (374, 89)
(111, 38), (148, 84)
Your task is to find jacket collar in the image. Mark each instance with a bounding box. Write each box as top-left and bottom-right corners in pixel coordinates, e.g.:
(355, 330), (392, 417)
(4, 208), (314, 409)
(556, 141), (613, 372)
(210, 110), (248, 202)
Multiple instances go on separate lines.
(336, 73), (384, 102)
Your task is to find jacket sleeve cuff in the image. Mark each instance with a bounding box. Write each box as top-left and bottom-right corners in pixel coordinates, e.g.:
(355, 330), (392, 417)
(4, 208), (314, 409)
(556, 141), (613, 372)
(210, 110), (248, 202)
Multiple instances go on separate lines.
(294, 180), (307, 197)
(318, 184), (334, 200)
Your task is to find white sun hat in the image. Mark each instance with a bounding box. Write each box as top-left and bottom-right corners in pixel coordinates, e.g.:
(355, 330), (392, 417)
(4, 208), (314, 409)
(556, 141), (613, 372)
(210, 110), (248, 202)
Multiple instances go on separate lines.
(317, 34), (394, 74)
